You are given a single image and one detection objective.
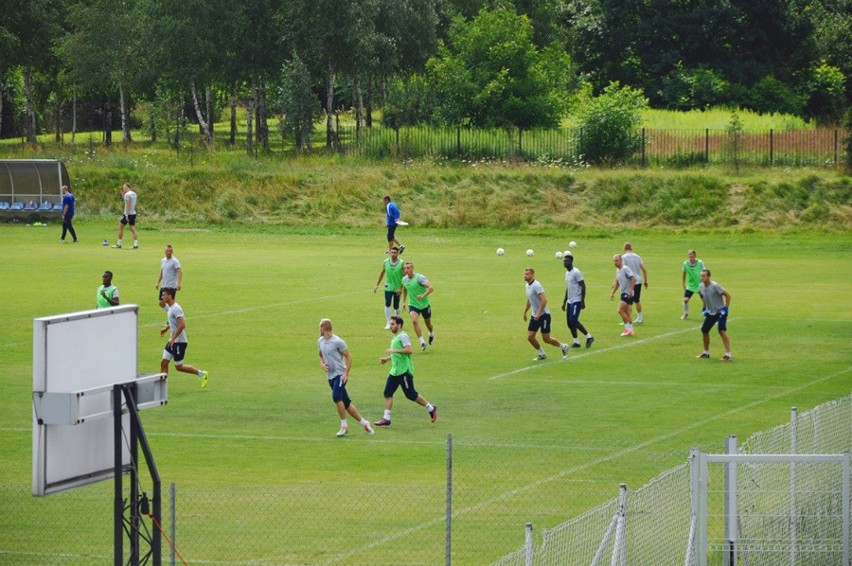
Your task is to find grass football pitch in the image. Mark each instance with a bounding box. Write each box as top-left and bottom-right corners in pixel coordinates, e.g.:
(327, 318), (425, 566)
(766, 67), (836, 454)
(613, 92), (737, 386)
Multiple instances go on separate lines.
(0, 219), (850, 564)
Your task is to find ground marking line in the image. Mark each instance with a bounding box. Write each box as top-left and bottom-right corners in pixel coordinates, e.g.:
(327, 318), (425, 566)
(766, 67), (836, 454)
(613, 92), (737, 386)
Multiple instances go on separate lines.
(488, 325), (699, 381)
(329, 364), (852, 563)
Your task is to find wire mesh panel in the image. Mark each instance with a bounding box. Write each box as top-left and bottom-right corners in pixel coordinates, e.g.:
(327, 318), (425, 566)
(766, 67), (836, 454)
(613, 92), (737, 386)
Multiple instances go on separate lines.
(699, 454), (850, 566)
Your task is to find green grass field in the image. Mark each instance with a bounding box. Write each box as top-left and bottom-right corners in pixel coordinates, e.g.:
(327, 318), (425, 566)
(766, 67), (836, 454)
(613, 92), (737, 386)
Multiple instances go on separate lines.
(1, 219), (850, 564)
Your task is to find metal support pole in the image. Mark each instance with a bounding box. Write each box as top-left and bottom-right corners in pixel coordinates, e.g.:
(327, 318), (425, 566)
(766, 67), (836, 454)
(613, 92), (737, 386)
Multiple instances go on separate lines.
(170, 483), (176, 566)
(724, 436), (738, 566)
(524, 523), (534, 566)
(791, 407), (798, 566)
(114, 385), (124, 566)
(446, 434), (453, 566)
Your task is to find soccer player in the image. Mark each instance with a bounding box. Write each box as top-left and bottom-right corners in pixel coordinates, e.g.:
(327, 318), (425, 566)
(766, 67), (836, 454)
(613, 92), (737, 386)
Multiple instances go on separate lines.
(317, 319), (375, 437)
(374, 316), (437, 427)
(96, 271), (120, 308)
(697, 269), (733, 361)
(561, 252), (594, 348)
(159, 287), (209, 387)
(401, 261), (434, 351)
(523, 267), (570, 360)
(156, 245), (183, 309)
(681, 250), (705, 319)
(622, 242), (648, 324)
(373, 246), (403, 329)
(114, 183), (139, 249)
(610, 255), (636, 336)
(60, 185), (78, 243)
(383, 195), (405, 254)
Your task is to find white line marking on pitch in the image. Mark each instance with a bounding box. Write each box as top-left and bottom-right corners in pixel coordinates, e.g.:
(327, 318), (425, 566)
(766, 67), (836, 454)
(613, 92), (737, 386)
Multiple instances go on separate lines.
(488, 325), (698, 381)
(327, 365), (852, 564)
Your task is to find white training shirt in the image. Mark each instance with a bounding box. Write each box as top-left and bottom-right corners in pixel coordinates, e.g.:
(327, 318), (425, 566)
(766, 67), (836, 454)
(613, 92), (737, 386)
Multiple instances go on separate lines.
(564, 267), (585, 305)
(124, 190), (137, 215)
(318, 334), (348, 380)
(160, 256), (182, 288)
(615, 265), (635, 294)
(621, 252), (644, 284)
(525, 280), (550, 315)
(167, 302), (188, 343)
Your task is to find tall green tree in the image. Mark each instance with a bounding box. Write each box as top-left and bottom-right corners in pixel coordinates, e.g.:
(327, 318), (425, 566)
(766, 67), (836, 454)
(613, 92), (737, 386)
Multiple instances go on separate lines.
(60, 0), (141, 146)
(427, 7), (574, 130)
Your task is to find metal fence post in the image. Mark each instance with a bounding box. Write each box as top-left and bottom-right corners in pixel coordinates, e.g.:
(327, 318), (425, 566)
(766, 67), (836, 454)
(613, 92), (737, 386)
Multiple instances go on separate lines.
(524, 523), (533, 566)
(790, 407), (798, 566)
(170, 482), (176, 566)
(724, 436), (738, 566)
(446, 434), (453, 566)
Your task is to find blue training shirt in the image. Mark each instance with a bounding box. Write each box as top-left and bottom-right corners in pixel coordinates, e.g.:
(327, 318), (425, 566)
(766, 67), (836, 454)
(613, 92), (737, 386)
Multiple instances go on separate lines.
(62, 192), (75, 217)
(386, 201), (400, 226)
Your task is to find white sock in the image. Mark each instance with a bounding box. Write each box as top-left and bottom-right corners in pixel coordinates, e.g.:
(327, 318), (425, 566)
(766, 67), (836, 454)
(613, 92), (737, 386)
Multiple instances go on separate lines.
(340, 419), (347, 427)
(425, 403), (434, 412)
(384, 306), (391, 321)
(133, 240), (138, 247)
(684, 303), (689, 313)
(538, 348), (546, 355)
(384, 410), (391, 420)
(573, 338), (581, 344)
(360, 418), (369, 426)
(586, 333), (592, 339)
(725, 352), (732, 357)
(117, 239), (122, 246)
(420, 337), (426, 345)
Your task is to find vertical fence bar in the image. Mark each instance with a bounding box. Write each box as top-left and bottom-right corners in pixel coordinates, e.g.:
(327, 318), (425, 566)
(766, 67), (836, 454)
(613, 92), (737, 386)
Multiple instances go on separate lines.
(611, 483), (628, 566)
(641, 128), (646, 167)
(170, 482), (176, 566)
(524, 523), (533, 566)
(790, 407), (798, 566)
(705, 129), (709, 164)
(446, 433), (453, 566)
(769, 129), (774, 166)
(842, 452), (850, 566)
(834, 129), (839, 167)
(724, 436), (738, 566)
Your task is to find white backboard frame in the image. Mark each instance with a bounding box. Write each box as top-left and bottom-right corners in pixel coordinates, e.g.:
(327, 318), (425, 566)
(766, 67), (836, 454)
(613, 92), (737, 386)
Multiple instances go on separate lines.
(32, 305), (140, 496)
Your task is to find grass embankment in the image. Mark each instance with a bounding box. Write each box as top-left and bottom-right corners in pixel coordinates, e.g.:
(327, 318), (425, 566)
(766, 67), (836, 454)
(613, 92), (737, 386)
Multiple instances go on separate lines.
(62, 155), (852, 232)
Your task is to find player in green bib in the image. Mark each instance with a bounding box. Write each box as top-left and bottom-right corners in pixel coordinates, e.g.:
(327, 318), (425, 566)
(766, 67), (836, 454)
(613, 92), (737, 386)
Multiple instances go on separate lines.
(681, 250), (705, 319)
(374, 246), (404, 329)
(373, 316), (437, 427)
(401, 261), (435, 351)
(96, 271), (120, 308)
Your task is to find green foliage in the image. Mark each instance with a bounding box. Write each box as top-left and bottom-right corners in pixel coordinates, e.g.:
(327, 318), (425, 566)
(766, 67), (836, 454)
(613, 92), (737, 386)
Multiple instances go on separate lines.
(382, 74), (434, 129)
(271, 54), (323, 152)
(724, 112), (745, 173)
(659, 65), (732, 110)
(804, 61), (847, 125)
(747, 76), (806, 116)
(576, 82), (647, 164)
(426, 7), (573, 130)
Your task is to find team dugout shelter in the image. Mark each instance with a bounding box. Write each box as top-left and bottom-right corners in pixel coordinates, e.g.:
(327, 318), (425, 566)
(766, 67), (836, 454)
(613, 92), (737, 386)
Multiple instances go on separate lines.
(0, 159), (70, 221)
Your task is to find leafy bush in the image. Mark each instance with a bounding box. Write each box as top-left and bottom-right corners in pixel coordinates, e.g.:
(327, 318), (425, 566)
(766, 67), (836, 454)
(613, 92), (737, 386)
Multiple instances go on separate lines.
(576, 82), (647, 164)
(659, 65), (731, 110)
(747, 76), (806, 115)
(804, 61), (846, 126)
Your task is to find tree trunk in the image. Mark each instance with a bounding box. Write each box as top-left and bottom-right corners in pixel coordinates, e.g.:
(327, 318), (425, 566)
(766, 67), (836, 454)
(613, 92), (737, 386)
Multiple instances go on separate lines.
(71, 84), (77, 145)
(354, 72), (365, 132)
(119, 81), (131, 146)
(23, 67), (37, 146)
(325, 63), (338, 150)
(229, 86), (237, 146)
(246, 76), (255, 155)
(54, 96), (62, 143)
(104, 98), (113, 147)
(206, 85), (214, 141)
(365, 75), (373, 128)
(190, 81), (213, 145)
(0, 82), (4, 137)
(256, 81), (269, 152)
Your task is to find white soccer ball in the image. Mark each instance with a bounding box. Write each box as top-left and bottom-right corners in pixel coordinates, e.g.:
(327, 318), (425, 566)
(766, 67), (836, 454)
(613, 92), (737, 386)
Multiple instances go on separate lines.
(555, 251), (563, 259)
(526, 249), (534, 257)
(569, 241), (577, 248)
(496, 248), (505, 256)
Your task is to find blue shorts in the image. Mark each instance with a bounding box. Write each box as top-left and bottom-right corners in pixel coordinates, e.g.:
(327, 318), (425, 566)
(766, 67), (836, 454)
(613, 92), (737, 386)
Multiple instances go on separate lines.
(384, 290), (400, 309)
(528, 313), (553, 334)
(328, 376), (351, 408)
(120, 214), (137, 226)
(565, 303), (582, 328)
(383, 372), (419, 401)
(620, 292), (634, 305)
(684, 289), (696, 299)
(409, 305), (432, 319)
(163, 342), (188, 364)
(701, 313), (728, 334)
(632, 284), (643, 303)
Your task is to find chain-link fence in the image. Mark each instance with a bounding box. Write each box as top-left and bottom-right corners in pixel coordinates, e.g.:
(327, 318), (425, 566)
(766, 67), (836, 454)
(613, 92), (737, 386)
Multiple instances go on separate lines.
(493, 394), (852, 566)
(2, 395), (849, 565)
